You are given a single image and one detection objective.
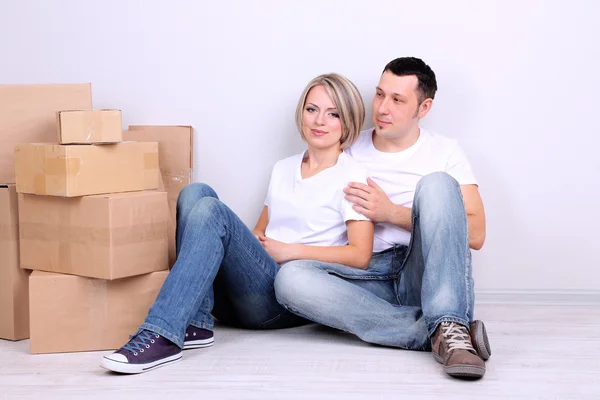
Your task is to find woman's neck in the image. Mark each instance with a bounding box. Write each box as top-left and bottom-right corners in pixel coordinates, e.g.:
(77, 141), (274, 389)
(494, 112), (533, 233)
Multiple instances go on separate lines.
(301, 146), (342, 179)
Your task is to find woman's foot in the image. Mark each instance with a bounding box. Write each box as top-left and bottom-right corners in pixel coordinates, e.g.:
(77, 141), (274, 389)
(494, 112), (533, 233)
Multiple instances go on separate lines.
(101, 330), (182, 374)
(183, 325), (215, 350)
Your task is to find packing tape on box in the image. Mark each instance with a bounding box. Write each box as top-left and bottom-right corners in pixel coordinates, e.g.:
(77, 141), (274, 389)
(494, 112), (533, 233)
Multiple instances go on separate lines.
(19, 222), (169, 246)
(33, 156), (82, 195)
(87, 278), (108, 326)
(144, 152), (159, 169)
(20, 222), (168, 274)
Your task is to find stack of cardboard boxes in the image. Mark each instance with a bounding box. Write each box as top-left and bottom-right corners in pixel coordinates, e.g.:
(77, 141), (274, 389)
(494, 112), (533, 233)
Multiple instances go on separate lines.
(0, 84), (194, 354)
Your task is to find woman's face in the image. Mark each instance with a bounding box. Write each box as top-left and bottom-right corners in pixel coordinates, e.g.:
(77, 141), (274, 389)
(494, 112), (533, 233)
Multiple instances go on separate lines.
(301, 85), (343, 151)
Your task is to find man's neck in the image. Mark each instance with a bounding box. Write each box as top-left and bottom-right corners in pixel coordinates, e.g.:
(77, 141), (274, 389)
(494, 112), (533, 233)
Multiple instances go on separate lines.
(372, 125), (421, 153)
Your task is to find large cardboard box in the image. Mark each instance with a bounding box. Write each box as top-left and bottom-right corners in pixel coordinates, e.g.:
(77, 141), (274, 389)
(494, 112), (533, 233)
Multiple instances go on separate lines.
(18, 191), (169, 280)
(0, 185), (30, 340)
(57, 109), (122, 144)
(0, 84), (92, 184)
(124, 126), (194, 266)
(29, 270), (168, 354)
(14, 142), (159, 197)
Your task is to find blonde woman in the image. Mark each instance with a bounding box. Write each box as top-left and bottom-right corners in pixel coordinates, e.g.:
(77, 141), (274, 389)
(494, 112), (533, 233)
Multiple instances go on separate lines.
(101, 73), (373, 374)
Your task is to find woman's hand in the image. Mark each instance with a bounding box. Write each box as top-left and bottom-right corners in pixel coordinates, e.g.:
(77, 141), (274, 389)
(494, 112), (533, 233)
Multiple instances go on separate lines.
(258, 236), (297, 264)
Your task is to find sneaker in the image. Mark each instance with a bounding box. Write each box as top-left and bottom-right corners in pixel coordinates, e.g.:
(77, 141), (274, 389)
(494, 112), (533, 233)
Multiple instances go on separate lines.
(101, 330), (182, 374)
(431, 322), (486, 379)
(470, 320), (492, 361)
(183, 325), (214, 350)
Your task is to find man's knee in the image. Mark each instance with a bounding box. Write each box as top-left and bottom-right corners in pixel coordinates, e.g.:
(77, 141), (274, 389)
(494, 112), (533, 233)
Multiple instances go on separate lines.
(414, 172), (462, 214)
(275, 261), (321, 307)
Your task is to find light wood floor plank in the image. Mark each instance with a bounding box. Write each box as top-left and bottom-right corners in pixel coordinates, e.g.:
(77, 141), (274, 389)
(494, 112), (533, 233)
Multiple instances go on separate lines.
(0, 304), (598, 399)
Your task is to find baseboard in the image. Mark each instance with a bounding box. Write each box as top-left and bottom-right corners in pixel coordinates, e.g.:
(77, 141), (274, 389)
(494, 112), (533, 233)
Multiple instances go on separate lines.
(475, 290), (600, 305)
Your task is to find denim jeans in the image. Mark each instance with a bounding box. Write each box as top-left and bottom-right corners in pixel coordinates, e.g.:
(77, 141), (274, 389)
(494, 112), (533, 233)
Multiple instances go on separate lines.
(141, 183), (307, 348)
(274, 172), (474, 351)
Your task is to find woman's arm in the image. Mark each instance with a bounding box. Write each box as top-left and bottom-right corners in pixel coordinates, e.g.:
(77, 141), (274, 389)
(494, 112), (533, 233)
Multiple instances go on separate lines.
(252, 206), (269, 239)
(259, 220), (374, 269)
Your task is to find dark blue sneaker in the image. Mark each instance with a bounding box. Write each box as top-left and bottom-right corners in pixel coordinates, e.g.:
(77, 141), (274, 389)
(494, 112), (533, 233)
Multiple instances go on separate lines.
(101, 330), (182, 374)
(183, 325), (214, 350)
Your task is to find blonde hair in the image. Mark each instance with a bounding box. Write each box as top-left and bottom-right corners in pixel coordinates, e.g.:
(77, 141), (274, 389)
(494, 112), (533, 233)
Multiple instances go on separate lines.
(295, 73), (365, 149)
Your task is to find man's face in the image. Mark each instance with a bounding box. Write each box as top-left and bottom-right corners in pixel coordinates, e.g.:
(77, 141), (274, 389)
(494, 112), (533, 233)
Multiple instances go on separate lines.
(372, 71), (422, 139)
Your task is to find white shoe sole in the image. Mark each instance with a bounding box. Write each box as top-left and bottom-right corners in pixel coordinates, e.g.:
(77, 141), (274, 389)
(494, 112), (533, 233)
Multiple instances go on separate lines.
(101, 352), (182, 374)
(183, 336), (214, 350)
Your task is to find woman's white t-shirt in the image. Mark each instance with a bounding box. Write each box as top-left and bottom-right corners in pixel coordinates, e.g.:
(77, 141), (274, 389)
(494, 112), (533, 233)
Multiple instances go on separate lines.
(264, 151), (370, 247)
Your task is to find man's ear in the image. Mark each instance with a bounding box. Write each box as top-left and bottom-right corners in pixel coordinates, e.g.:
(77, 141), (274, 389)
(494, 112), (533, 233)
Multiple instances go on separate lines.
(418, 98), (433, 119)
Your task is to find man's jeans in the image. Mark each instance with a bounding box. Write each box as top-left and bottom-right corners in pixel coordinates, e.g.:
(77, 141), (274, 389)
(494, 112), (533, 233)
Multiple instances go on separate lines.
(274, 172), (474, 351)
(140, 183), (307, 348)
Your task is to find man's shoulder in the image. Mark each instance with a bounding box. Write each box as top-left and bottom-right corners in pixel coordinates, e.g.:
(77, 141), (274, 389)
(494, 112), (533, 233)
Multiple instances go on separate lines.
(420, 128), (461, 155)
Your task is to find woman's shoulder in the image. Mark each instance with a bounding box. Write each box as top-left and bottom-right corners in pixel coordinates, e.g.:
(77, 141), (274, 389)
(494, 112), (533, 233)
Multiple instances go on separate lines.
(338, 152), (369, 181)
(271, 151), (305, 174)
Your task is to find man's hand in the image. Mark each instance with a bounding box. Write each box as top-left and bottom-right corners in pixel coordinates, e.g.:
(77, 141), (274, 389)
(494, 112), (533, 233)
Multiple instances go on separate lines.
(259, 236), (297, 264)
(344, 178), (396, 223)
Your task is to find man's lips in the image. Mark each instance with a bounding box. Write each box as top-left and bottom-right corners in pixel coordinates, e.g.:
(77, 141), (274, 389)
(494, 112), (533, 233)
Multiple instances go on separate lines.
(376, 118), (392, 126)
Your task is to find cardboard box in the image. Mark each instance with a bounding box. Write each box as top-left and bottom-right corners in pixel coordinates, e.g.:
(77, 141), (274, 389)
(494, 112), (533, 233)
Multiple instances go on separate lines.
(57, 109), (122, 144)
(0, 84), (92, 184)
(124, 126), (194, 266)
(18, 191), (169, 280)
(0, 185), (30, 341)
(29, 270), (168, 354)
(14, 142), (159, 197)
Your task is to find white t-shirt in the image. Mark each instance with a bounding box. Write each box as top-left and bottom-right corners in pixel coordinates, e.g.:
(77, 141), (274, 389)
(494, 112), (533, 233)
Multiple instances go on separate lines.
(345, 128), (477, 252)
(265, 151), (369, 247)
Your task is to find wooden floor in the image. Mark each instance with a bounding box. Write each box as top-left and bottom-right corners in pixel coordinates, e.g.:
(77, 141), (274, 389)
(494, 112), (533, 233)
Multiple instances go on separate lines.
(0, 304), (599, 399)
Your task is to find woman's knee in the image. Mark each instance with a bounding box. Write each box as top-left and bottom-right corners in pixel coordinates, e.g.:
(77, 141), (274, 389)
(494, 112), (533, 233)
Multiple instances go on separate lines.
(177, 183), (218, 211)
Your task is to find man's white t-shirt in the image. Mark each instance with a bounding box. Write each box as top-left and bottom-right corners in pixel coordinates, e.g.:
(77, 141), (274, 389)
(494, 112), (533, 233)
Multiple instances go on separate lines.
(345, 128), (477, 252)
(265, 151), (369, 247)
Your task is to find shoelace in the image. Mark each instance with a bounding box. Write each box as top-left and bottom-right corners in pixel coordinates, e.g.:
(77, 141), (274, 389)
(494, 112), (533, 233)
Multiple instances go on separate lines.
(441, 322), (475, 352)
(123, 330), (160, 356)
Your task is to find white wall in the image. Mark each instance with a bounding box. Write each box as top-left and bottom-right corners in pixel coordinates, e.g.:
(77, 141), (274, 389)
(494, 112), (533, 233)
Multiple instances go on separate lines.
(2, 0), (599, 292)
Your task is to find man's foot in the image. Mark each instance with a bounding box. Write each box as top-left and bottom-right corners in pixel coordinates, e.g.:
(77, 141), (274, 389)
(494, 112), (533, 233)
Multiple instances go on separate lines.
(431, 322), (486, 379)
(101, 330), (182, 374)
(183, 325), (214, 350)
(470, 320), (491, 361)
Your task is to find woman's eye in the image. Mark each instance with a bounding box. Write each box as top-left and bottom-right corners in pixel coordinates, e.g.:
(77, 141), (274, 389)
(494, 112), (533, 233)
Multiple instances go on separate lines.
(306, 107), (316, 113)
(329, 113), (340, 118)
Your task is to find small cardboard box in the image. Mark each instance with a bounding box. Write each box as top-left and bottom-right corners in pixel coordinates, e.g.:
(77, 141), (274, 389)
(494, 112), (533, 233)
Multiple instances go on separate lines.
(29, 270), (168, 354)
(18, 191), (169, 280)
(124, 126), (194, 266)
(0, 83), (92, 184)
(0, 185), (30, 341)
(57, 109), (122, 144)
(14, 142), (159, 197)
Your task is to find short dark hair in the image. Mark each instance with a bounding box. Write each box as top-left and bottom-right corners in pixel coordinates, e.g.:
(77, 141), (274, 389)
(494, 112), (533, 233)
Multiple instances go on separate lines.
(383, 57), (437, 102)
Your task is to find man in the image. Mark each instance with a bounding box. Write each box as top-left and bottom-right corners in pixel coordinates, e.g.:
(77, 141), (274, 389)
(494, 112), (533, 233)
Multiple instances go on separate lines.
(274, 57), (491, 379)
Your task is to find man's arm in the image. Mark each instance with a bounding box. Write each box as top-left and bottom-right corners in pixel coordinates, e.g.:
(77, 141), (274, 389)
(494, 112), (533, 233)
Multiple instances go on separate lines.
(344, 178), (486, 250)
(460, 184), (486, 250)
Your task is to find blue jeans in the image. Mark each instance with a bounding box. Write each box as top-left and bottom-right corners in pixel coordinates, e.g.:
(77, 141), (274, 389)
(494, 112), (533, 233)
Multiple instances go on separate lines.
(141, 183), (307, 348)
(274, 172), (474, 351)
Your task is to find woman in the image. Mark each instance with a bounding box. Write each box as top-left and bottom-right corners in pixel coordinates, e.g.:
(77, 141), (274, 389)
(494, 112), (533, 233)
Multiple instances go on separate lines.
(101, 73), (373, 374)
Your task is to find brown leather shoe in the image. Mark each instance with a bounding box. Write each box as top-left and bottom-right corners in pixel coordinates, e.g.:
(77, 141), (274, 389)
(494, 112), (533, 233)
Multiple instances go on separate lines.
(431, 322), (486, 379)
(470, 320), (491, 361)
